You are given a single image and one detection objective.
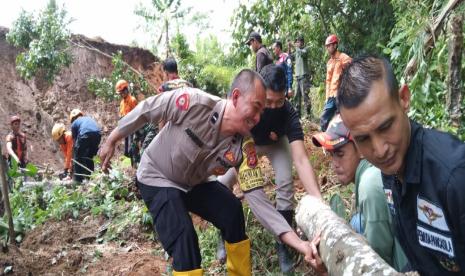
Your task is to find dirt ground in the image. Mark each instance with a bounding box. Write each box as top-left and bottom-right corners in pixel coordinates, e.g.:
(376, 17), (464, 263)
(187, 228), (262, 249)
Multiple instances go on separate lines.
(0, 216), (167, 276)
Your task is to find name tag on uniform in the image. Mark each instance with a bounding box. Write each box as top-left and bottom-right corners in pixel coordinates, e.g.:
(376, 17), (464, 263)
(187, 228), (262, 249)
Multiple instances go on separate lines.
(417, 196), (450, 232)
(417, 225), (455, 257)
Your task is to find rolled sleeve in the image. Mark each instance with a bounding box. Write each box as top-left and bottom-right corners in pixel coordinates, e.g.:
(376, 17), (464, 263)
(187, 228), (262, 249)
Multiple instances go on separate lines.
(244, 188), (293, 239)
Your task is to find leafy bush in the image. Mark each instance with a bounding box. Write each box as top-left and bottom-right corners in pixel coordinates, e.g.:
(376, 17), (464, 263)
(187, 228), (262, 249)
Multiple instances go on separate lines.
(382, 0), (465, 138)
(1, 161), (151, 244)
(87, 51), (154, 101)
(171, 33), (241, 97)
(6, 0), (72, 82)
(197, 65), (238, 97)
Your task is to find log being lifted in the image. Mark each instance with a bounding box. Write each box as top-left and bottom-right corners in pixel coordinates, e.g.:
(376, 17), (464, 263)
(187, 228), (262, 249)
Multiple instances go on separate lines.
(296, 195), (417, 275)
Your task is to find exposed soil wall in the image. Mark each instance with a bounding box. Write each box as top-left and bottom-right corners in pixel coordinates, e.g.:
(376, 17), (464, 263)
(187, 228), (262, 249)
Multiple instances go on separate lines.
(0, 27), (164, 171)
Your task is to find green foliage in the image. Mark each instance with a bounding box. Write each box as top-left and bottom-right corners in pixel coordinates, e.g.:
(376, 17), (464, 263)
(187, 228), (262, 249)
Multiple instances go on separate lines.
(382, 0), (465, 138)
(6, 0), (72, 82)
(87, 51), (154, 101)
(135, 0), (193, 57)
(7, 159), (38, 179)
(0, 164), (151, 244)
(171, 33), (240, 97)
(230, 0), (395, 85)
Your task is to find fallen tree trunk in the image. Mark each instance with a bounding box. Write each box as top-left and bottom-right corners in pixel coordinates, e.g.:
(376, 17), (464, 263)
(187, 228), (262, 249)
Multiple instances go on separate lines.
(296, 195), (401, 275)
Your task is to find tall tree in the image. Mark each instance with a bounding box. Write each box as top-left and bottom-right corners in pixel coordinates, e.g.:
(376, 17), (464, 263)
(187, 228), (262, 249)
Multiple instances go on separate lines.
(135, 0), (192, 57)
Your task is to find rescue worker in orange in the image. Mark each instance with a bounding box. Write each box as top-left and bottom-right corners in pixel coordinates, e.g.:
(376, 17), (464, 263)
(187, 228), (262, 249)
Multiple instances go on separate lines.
(5, 115), (28, 168)
(51, 123), (73, 180)
(320, 34), (351, 131)
(116, 79), (138, 158)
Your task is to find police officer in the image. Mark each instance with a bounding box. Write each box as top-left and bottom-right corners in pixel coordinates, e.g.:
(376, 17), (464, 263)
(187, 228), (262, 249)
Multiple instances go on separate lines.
(98, 69), (266, 276)
(218, 64), (322, 273)
(338, 54), (465, 275)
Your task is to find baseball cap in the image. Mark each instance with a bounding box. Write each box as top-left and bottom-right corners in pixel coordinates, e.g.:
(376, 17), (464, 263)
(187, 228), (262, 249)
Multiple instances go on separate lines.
(246, 31), (261, 45)
(312, 114), (352, 150)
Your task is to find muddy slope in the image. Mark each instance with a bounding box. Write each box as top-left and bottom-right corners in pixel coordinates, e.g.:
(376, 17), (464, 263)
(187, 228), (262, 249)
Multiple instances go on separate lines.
(0, 27), (164, 171)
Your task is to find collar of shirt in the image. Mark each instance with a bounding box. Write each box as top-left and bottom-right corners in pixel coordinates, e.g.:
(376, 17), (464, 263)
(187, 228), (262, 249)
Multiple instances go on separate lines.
(384, 120), (423, 196)
(403, 120), (423, 185)
(330, 50), (342, 61)
(204, 99), (227, 147)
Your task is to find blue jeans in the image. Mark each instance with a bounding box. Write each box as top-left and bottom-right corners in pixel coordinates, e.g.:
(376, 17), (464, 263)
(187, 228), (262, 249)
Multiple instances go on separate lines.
(350, 212), (364, 234)
(319, 97), (337, 131)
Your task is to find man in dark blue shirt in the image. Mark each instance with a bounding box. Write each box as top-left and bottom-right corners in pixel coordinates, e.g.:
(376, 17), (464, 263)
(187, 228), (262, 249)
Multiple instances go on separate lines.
(70, 109), (101, 183)
(338, 54), (465, 275)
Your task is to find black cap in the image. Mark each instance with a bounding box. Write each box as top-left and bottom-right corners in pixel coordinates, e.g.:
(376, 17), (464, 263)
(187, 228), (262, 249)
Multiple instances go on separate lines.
(163, 58), (178, 73)
(246, 31), (262, 45)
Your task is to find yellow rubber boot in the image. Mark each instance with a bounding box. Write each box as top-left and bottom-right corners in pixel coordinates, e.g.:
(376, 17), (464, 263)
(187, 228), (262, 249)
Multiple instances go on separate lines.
(225, 239), (251, 276)
(172, 268), (203, 276)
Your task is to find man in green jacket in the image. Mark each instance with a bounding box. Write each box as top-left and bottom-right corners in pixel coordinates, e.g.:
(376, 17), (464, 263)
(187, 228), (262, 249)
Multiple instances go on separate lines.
(312, 114), (408, 271)
(289, 35), (311, 119)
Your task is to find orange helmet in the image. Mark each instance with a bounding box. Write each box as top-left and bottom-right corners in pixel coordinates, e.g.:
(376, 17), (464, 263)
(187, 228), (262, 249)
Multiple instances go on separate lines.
(115, 80), (129, 92)
(325, 34), (339, 46)
(10, 115), (21, 124)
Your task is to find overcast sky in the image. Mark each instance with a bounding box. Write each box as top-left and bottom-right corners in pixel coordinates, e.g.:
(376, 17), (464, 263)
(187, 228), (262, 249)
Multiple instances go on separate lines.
(0, 0), (239, 49)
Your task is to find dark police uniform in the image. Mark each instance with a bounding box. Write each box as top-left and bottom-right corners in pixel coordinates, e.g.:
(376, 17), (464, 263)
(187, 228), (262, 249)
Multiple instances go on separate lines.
(118, 87), (247, 271)
(382, 121), (465, 275)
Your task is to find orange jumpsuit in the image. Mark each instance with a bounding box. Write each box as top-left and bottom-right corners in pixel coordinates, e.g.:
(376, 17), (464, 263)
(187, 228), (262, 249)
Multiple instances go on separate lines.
(60, 131), (73, 171)
(119, 95), (138, 117)
(325, 51), (352, 100)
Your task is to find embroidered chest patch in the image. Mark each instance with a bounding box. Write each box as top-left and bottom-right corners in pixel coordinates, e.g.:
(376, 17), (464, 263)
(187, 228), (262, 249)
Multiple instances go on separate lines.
(417, 196), (449, 232)
(417, 225), (455, 257)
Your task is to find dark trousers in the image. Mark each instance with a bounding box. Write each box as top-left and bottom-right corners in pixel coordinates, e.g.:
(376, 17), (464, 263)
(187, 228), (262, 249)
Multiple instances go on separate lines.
(124, 134), (134, 157)
(320, 97), (337, 131)
(295, 75), (311, 118)
(137, 180), (246, 271)
(73, 132), (101, 182)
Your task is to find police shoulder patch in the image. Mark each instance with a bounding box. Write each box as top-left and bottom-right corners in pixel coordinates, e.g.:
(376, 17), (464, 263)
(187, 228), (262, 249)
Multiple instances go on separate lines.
(175, 93), (190, 111)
